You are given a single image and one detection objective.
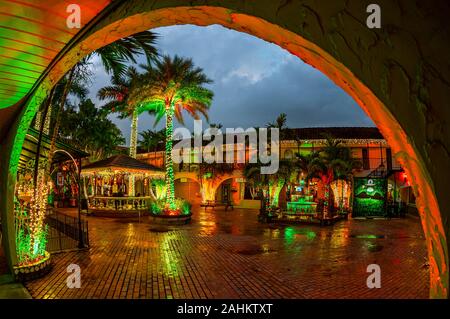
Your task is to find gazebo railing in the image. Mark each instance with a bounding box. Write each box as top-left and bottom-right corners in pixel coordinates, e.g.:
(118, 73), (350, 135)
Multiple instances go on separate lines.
(88, 196), (153, 211)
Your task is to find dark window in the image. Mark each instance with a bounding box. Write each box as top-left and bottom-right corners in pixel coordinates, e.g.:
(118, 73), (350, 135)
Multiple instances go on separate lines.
(362, 148), (370, 170)
(244, 185), (261, 200)
(386, 148), (392, 170)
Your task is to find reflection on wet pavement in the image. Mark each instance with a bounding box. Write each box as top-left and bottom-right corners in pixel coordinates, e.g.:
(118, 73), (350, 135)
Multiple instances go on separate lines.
(24, 206), (429, 299)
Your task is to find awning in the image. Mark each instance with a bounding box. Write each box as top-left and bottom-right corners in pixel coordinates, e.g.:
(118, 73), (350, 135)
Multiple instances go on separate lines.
(18, 127), (89, 169)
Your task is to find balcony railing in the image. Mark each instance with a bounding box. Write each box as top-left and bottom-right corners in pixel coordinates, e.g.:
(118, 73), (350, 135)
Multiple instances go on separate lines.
(87, 196), (153, 211)
(174, 162), (245, 173)
(171, 157), (402, 173)
(352, 157), (402, 171)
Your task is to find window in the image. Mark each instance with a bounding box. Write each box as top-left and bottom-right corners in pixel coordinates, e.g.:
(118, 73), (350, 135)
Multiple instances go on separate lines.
(362, 148), (369, 170)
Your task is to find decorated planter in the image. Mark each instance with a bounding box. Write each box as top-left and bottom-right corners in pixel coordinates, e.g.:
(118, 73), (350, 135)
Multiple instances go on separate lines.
(149, 212), (192, 225)
(149, 199), (192, 225)
(13, 251), (52, 282)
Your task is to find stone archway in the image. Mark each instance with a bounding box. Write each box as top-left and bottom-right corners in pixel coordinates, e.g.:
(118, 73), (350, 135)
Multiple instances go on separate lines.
(213, 176), (245, 206)
(1, 1), (448, 298)
(174, 175), (202, 204)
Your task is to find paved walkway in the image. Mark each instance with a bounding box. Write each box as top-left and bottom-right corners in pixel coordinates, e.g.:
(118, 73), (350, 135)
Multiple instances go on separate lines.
(0, 275), (32, 299)
(24, 207), (429, 299)
(0, 236), (31, 299)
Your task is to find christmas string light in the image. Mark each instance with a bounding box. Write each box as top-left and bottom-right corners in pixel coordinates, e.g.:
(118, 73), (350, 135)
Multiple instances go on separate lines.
(165, 105), (176, 210)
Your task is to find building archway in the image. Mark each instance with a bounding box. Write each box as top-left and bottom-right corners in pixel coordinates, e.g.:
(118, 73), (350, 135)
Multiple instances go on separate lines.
(174, 177), (201, 205)
(214, 177), (243, 206)
(0, 1), (448, 298)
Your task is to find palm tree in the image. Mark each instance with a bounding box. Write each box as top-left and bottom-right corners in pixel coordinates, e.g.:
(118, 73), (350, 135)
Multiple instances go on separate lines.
(266, 113), (287, 130)
(244, 159), (294, 208)
(23, 31), (159, 260)
(48, 30), (159, 165)
(209, 123), (223, 129)
(138, 55), (214, 210)
(59, 99), (126, 161)
(94, 31), (159, 78)
(304, 136), (357, 218)
(97, 66), (146, 158)
(295, 152), (320, 191)
(138, 129), (165, 153)
(266, 112), (290, 145)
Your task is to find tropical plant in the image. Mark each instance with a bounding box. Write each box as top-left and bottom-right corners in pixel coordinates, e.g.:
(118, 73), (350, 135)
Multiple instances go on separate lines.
(136, 55), (214, 211)
(301, 135), (358, 217)
(20, 31), (159, 265)
(266, 113), (287, 130)
(98, 66), (148, 158)
(266, 112), (290, 144)
(49, 30), (158, 163)
(295, 152), (320, 191)
(150, 178), (167, 200)
(59, 99), (126, 161)
(138, 129), (165, 153)
(244, 159), (294, 208)
(151, 198), (191, 216)
(209, 123), (223, 129)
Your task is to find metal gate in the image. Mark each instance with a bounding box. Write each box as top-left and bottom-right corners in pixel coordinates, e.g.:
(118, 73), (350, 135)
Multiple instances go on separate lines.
(45, 211), (89, 252)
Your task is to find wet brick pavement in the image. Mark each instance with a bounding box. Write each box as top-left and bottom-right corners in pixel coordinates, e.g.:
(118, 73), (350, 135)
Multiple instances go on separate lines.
(24, 207), (429, 299)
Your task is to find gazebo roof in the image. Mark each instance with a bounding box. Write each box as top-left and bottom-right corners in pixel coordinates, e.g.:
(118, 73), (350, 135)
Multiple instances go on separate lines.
(82, 154), (164, 177)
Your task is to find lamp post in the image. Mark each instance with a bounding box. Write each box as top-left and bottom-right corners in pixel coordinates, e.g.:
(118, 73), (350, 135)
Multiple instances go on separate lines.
(77, 158), (83, 249)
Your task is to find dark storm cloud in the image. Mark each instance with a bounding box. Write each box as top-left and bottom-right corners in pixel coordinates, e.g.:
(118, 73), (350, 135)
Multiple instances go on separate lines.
(87, 24), (374, 143)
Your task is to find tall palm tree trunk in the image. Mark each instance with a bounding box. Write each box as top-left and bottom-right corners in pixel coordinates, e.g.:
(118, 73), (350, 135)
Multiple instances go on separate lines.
(28, 68), (74, 256)
(129, 108), (138, 158)
(29, 92), (53, 256)
(323, 182), (331, 219)
(48, 67), (76, 169)
(128, 108), (139, 196)
(165, 103), (176, 209)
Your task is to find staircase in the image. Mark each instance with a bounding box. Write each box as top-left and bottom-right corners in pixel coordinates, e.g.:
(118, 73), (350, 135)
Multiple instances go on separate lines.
(367, 163), (403, 179)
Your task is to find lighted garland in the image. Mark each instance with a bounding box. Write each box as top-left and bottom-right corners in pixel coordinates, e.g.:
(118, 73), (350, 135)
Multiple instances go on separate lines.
(14, 177), (49, 265)
(14, 96), (51, 266)
(128, 109), (139, 196)
(165, 105), (176, 210)
(270, 178), (285, 207)
(129, 109), (138, 159)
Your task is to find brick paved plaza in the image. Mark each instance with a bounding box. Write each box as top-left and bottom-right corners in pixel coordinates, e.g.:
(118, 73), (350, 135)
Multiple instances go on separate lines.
(24, 208), (429, 299)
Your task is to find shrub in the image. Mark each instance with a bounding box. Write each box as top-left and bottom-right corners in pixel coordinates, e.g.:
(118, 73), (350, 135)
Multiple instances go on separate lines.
(150, 198), (192, 216)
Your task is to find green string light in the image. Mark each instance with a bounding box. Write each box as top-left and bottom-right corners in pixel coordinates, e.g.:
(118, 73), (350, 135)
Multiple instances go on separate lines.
(165, 104), (176, 210)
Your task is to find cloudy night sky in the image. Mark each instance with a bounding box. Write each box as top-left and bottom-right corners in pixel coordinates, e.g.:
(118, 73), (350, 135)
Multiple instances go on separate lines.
(87, 25), (375, 144)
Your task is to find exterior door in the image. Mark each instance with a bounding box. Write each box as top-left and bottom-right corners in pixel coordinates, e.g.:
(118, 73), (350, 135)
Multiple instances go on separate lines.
(222, 184), (231, 203)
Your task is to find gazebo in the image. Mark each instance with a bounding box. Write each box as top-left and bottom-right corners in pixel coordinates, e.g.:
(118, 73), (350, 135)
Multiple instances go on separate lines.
(81, 154), (164, 214)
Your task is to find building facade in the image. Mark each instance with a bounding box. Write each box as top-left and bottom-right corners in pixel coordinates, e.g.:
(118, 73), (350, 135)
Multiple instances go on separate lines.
(137, 127), (416, 217)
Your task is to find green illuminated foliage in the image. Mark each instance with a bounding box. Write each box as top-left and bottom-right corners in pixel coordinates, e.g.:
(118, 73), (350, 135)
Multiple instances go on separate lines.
(137, 55), (213, 211)
(138, 129), (165, 153)
(14, 202), (48, 265)
(353, 178), (387, 217)
(244, 160), (293, 209)
(150, 198), (191, 216)
(151, 178), (167, 200)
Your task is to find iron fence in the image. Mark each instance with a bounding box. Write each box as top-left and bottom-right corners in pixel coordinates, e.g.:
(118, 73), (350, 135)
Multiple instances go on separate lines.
(45, 211), (89, 252)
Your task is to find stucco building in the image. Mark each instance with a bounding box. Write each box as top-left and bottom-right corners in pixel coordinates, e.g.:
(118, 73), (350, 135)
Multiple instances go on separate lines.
(136, 127), (414, 217)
